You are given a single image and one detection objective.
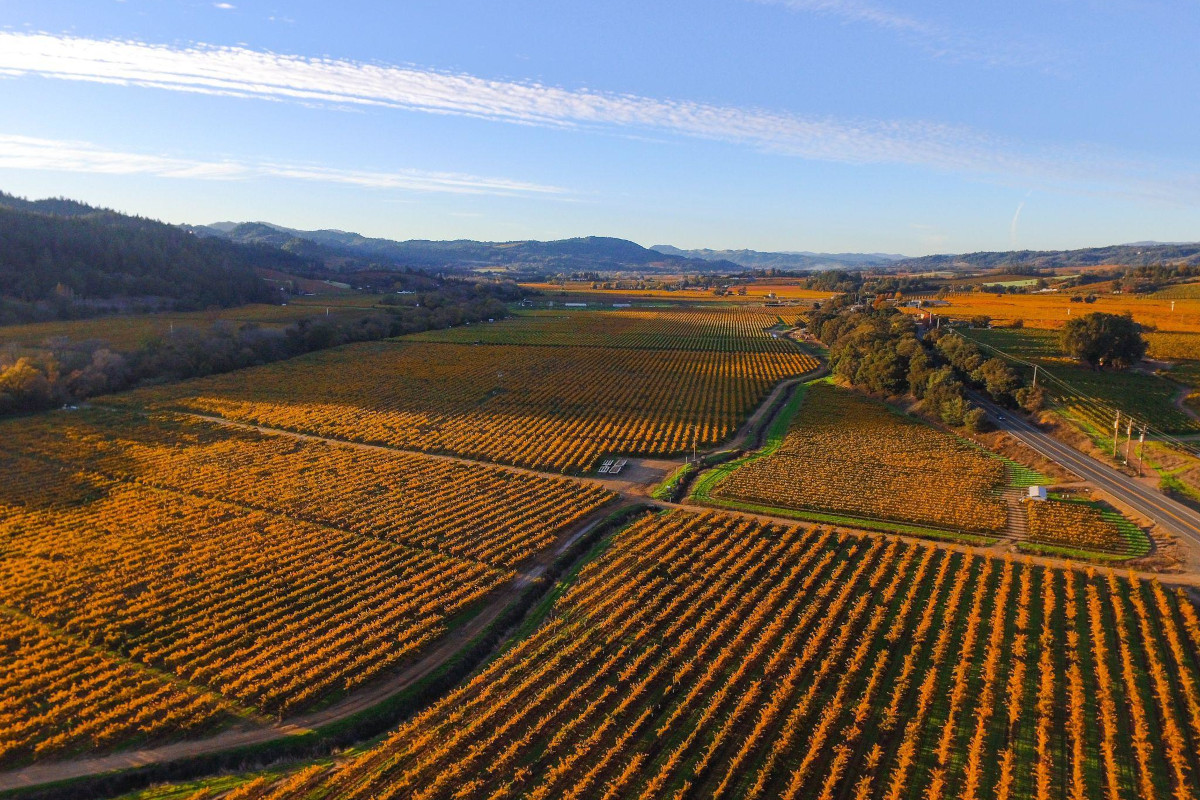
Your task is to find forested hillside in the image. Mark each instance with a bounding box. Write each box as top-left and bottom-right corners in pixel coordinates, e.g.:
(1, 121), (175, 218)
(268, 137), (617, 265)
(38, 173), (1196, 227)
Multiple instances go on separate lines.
(0, 193), (313, 323)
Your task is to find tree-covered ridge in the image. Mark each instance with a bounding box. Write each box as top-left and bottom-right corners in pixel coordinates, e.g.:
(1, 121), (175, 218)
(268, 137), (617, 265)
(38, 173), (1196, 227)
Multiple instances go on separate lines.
(0, 192), (315, 323)
(892, 242), (1200, 271)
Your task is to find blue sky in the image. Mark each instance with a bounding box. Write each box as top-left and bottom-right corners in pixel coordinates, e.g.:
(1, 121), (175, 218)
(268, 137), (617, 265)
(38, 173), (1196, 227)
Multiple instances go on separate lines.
(0, 1), (1196, 255)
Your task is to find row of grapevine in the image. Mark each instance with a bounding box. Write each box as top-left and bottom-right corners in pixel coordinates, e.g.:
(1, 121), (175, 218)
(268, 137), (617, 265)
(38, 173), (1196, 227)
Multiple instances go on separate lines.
(108, 341), (819, 472)
(0, 610), (232, 766)
(715, 381), (1009, 533)
(1025, 497), (1132, 553)
(218, 509), (1200, 800)
(1, 408), (613, 567)
(0, 413), (612, 764)
(408, 308), (803, 353)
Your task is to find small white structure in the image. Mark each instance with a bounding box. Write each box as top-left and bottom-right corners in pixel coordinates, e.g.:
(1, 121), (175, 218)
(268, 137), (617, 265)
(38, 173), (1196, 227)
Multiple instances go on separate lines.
(1027, 486), (1048, 501)
(564, 302), (588, 308)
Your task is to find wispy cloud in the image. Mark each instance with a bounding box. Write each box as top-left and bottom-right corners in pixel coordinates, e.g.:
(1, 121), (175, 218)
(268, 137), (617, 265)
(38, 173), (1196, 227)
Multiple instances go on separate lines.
(752, 0), (1059, 71)
(1010, 190), (1033, 249)
(0, 134), (566, 196)
(0, 33), (1191, 202)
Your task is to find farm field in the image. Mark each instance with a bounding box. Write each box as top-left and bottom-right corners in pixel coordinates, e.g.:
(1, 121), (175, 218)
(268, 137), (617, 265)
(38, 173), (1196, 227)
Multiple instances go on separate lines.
(522, 280), (836, 302)
(904, 291), (1200, 333)
(1151, 281), (1200, 300)
(0, 408), (611, 765)
(1024, 494), (1148, 558)
(963, 327), (1200, 435)
(708, 381), (1010, 535)
(109, 339), (820, 472)
(211, 509), (1200, 800)
(1145, 331), (1200, 361)
(409, 308), (801, 351)
(0, 301), (378, 352)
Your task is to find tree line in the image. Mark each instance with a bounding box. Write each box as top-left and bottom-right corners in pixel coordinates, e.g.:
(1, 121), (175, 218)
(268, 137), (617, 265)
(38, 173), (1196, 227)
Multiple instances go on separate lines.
(0, 282), (515, 417)
(805, 297), (1043, 430)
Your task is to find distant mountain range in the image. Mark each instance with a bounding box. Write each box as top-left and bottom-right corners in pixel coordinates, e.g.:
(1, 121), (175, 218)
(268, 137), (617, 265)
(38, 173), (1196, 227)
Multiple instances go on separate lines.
(888, 242), (1200, 271)
(650, 245), (907, 270)
(189, 220), (1200, 276)
(188, 222), (743, 274)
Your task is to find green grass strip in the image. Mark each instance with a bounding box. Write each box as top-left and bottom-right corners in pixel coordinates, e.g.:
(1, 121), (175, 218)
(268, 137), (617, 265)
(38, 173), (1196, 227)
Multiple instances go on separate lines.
(650, 463), (696, 501)
(1016, 541), (1132, 562)
(1001, 458), (1051, 488)
(695, 495), (999, 545)
(688, 382), (813, 500)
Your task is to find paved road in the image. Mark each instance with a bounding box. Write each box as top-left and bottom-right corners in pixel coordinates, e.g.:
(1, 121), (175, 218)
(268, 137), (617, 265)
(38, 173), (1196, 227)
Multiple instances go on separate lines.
(973, 395), (1200, 551)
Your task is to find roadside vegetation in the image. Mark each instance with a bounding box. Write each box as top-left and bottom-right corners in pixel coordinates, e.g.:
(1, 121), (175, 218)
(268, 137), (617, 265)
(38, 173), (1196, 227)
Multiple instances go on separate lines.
(0, 279), (516, 417)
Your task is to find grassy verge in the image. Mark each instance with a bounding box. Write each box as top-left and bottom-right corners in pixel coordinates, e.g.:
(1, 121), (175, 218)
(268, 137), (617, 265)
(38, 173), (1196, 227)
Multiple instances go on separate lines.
(1016, 541), (1133, 562)
(694, 495), (1000, 545)
(651, 463), (698, 501)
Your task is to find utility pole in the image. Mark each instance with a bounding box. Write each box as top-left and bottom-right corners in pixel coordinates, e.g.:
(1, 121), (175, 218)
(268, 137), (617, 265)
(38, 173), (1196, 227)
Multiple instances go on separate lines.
(1137, 426), (1146, 476)
(1124, 419), (1133, 464)
(1113, 411), (1120, 457)
(1031, 364), (1038, 389)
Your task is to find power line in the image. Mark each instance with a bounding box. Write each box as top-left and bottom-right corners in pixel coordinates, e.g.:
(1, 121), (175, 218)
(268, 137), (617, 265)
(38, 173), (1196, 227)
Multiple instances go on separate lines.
(948, 328), (1200, 458)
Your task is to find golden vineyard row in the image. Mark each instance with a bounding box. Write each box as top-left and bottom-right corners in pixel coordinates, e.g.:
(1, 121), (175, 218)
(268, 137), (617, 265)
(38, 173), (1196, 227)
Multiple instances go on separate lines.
(0, 412), (611, 764)
(111, 342), (819, 472)
(410, 309), (801, 352)
(225, 510), (1200, 800)
(716, 383), (1009, 533)
(2, 410), (612, 567)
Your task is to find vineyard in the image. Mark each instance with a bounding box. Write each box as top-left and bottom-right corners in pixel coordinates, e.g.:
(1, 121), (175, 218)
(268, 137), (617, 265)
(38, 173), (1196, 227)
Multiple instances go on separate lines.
(1146, 331), (1200, 361)
(1151, 281), (1200, 300)
(711, 382), (1010, 534)
(0, 303), (373, 352)
(519, 281), (835, 301)
(0, 409), (611, 567)
(408, 309), (803, 352)
(900, 292), (1200, 333)
(0, 409), (611, 764)
(1024, 496), (1145, 556)
(214, 509), (1200, 800)
(965, 327), (1200, 435)
(111, 341), (819, 472)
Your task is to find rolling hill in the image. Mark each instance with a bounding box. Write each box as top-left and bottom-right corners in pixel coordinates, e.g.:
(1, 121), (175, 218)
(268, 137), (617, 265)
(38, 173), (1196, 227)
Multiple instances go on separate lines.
(0, 193), (314, 323)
